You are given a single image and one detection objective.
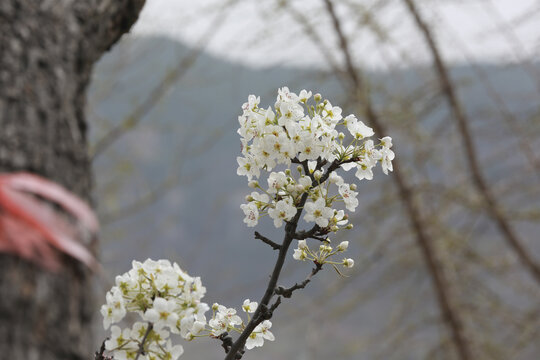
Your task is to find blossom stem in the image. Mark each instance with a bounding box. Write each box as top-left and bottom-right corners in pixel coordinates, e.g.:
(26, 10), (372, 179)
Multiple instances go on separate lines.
(224, 192), (308, 360)
(134, 322), (153, 360)
(225, 158), (342, 359)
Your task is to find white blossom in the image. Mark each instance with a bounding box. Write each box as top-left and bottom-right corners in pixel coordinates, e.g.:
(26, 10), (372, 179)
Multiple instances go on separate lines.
(268, 198), (297, 227)
(241, 202), (259, 227)
(304, 198), (334, 228)
(242, 299), (258, 313)
(246, 320), (274, 350)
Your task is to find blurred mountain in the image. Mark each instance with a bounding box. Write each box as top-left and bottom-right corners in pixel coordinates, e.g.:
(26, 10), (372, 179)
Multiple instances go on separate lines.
(87, 35), (539, 359)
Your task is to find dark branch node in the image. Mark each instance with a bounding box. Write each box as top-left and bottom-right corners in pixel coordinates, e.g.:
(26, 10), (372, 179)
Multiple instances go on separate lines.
(294, 225), (330, 241)
(219, 332), (234, 353)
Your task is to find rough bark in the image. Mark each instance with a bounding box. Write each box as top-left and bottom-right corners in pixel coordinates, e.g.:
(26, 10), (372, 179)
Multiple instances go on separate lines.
(0, 1), (145, 359)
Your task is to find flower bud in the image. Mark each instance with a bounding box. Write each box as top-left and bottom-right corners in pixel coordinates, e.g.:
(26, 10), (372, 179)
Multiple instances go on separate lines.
(314, 93), (322, 102)
(286, 184), (295, 192)
(343, 258), (354, 268)
(337, 241), (349, 251)
(285, 169), (291, 176)
(346, 224), (353, 230)
(248, 180), (259, 188)
(212, 303), (219, 311)
(298, 240), (308, 250)
(295, 184), (304, 192)
(245, 195), (253, 202)
(331, 225), (339, 232)
(350, 183), (357, 191)
(338, 132), (345, 141)
(319, 244), (332, 253)
(297, 165), (303, 173)
(313, 170), (323, 181)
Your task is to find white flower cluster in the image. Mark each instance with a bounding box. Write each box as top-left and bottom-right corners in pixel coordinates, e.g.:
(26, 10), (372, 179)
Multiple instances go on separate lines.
(237, 87), (394, 230)
(293, 239), (354, 269)
(101, 259), (207, 360)
(208, 300), (275, 350)
(101, 259), (275, 359)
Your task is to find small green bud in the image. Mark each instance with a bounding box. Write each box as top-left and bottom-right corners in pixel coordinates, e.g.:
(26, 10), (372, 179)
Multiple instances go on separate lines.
(314, 93), (322, 102)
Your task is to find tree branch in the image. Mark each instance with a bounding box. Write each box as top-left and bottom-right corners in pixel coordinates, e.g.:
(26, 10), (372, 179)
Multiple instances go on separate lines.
(403, 0), (540, 286)
(254, 231), (281, 250)
(224, 153), (346, 359)
(294, 225), (328, 241)
(322, 0), (472, 359)
(91, 0), (238, 158)
(275, 262), (323, 298)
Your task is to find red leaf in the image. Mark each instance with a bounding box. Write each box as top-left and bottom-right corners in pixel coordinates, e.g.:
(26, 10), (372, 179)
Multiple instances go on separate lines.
(0, 172), (99, 271)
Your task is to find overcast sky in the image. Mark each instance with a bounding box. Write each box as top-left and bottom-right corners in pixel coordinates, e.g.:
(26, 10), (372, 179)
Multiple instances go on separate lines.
(131, 0), (539, 69)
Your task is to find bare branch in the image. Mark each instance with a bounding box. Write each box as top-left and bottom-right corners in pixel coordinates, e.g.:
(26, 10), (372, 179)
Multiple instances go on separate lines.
(403, 0), (540, 286)
(91, 0), (239, 159)
(294, 225), (321, 240)
(275, 262), (323, 298)
(254, 231), (281, 250)
(322, 0), (473, 359)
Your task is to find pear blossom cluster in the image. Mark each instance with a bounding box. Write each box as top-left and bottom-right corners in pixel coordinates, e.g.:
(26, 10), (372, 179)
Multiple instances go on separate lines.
(101, 259), (274, 360)
(293, 239), (354, 270)
(237, 87), (394, 233)
(100, 87), (395, 360)
(100, 259), (207, 360)
(208, 301), (274, 350)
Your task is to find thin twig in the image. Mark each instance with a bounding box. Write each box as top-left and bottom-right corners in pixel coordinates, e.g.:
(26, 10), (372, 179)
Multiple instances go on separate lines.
(294, 225), (321, 240)
(275, 263), (323, 298)
(403, 0), (540, 286)
(91, 0), (239, 159)
(269, 296), (282, 312)
(254, 231), (281, 250)
(224, 158), (346, 359)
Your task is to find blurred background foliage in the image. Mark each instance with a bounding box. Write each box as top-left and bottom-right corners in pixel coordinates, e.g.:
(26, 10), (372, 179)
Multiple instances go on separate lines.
(87, 0), (540, 359)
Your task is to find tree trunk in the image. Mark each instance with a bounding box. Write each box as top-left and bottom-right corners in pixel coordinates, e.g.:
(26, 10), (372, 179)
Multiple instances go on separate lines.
(0, 1), (145, 359)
